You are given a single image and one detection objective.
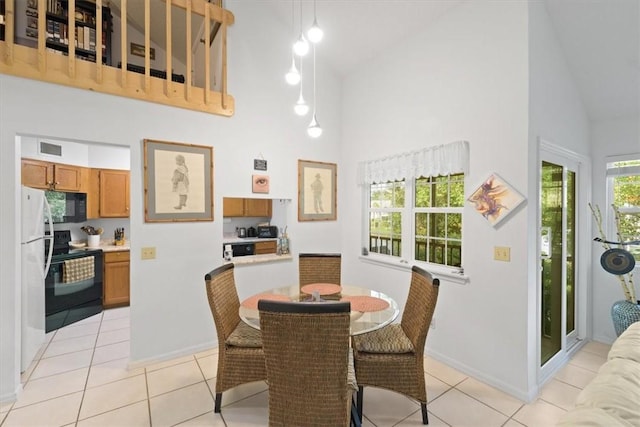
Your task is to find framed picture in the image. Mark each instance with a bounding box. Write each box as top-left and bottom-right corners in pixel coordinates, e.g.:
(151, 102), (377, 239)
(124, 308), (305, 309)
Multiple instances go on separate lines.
(131, 42), (156, 60)
(467, 173), (525, 227)
(252, 174), (270, 193)
(143, 139), (214, 222)
(298, 159), (337, 221)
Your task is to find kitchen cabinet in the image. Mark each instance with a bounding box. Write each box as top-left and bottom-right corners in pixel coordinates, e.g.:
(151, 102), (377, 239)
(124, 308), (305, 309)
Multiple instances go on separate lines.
(88, 169), (130, 218)
(254, 240), (277, 255)
(21, 159), (84, 191)
(103, 250), (130, 308)
(223, 197), (272, 217)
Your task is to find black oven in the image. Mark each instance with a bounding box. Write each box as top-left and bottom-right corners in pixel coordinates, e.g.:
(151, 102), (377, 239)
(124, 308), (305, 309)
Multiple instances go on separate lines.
(45, 231), (103, 332)
(222, 243), (255, 258)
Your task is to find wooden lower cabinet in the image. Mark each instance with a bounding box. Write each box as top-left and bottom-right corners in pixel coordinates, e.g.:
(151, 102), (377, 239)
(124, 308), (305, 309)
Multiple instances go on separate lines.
(254, 241), (277, 255)
(103, 250), (130, 308)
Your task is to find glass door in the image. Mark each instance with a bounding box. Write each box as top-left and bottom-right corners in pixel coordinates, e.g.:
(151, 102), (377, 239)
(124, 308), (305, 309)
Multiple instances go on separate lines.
(540, 156), (578, 366)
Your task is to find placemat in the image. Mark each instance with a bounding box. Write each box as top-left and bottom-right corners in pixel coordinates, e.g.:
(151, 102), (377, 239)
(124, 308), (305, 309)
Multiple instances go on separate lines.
(341, 295), (389, 312)
(300, 283), (342, 295)
(241, 293), (290, 310)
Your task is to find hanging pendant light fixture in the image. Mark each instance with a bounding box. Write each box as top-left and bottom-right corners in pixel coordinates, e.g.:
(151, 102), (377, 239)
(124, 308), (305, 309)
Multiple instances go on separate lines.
(307, 44), (322, 138)
(293, 1), (309, 57)
(307, 0), (323, 44)
(284, 1), (300, 85)
(294, 57), (309, 116)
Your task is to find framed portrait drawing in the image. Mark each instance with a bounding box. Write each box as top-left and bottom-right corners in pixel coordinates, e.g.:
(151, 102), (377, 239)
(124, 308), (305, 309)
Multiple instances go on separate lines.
(143, 139), (214, 222)
(467, 173), (525, 227)
(298, 159), (337, 221)
(252, 174), (270, 193)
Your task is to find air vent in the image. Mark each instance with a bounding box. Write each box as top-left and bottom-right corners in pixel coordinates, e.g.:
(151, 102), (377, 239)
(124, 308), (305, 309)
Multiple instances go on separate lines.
(40, 141), (62, 156)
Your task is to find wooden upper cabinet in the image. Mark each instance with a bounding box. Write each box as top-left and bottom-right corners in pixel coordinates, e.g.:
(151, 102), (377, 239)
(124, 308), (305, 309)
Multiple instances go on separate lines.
(99, 170), (130, 217)
(223, 198), (245, 217)
(21, 159), (82, 191)
(223, 197), (272, 217)
(245, 198), (272, 217)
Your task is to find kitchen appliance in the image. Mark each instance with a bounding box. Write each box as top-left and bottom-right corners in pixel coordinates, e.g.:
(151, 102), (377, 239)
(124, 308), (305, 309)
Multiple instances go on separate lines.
(237, 227), (247, 238)
(45, 230), (103, 333)
(247, 226), (257, 238)
(258, 226), (278, 238)
(44, 190), (87, 223)
(223, 242), (255, 258)
(20, 186), (54, 372)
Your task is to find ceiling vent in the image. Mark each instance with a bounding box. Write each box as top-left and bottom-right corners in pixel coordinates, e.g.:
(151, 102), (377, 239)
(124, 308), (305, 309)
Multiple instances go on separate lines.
(40, 141), (62, 157)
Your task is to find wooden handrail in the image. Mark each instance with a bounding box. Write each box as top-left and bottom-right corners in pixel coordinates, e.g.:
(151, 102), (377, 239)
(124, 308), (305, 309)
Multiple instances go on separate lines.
(0, 0), (235, 117)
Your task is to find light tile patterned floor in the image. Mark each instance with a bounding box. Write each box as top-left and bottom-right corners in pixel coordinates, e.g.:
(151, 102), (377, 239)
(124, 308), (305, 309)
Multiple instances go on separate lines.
(0, 307), (610, 427)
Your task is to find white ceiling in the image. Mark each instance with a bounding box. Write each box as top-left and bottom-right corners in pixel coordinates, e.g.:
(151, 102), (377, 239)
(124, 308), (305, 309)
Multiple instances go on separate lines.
(267, 0), (639, 122)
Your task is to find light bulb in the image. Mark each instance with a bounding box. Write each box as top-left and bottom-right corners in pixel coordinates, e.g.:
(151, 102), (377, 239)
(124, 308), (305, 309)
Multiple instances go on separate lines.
(307, 18), (323, 43)
(293, 33), (310, 57)
(285, 58), (300, 85)
(294, 93), (309, 116)
(307, 114), (322, 138)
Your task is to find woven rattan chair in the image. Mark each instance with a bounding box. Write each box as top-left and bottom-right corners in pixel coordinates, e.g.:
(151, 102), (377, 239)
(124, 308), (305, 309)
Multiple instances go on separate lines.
(204, 264), (266, 413)
(298, 253), (342, 286)
(258, 300), (360, 427)
(352, 266), (440, 425)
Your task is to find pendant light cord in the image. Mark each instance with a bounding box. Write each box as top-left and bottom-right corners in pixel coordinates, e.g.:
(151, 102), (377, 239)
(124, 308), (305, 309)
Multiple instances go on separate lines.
(312, 44), (316, 113)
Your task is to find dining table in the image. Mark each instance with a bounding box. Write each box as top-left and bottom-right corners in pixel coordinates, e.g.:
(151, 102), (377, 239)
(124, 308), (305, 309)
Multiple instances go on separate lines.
(239, 283), (399, 335)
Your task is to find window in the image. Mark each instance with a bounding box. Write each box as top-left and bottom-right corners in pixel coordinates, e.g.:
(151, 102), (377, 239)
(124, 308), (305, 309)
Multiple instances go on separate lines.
(607, 157), (640, 263)
(366, 173), (464, 268)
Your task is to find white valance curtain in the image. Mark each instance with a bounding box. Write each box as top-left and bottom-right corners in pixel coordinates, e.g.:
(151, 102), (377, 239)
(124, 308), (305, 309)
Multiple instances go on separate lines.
(357, 140), (470, 186)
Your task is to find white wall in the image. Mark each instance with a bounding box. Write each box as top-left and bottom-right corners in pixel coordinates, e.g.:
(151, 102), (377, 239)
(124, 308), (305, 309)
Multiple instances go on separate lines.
(590, 118), (640, 343)
(340, 1), (532, 399)
(0, 0), (343, 401)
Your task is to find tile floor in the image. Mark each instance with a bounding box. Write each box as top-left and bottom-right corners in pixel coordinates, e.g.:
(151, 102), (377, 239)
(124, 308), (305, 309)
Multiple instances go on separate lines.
(0, 306), (610, 426)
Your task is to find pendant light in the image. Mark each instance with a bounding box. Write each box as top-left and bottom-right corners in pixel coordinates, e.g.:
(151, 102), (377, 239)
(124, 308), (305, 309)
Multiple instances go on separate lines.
(294, 57), (309, 116)
(307, 44), (322, 138)
(307, 0), (323, 44)
(284, 1), (300, 85)
(293, 1), (309, 57)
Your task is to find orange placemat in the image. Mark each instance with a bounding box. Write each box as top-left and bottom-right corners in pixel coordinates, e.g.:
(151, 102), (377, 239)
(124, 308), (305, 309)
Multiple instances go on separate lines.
(241, 293), (290, 310)
(341, 296), (389, 312)
(300, 283), (342, 295)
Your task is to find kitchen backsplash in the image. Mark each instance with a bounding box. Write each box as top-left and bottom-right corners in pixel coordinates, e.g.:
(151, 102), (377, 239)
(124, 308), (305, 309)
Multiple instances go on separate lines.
(52, 218), (129, 242)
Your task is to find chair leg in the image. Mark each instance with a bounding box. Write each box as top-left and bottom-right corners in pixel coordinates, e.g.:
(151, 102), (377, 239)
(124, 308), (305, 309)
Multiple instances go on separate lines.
(421, 402), (428, 424)
(214, 393), (222, 413)
(351, 396), (362, 427)
(357, 386), (363, 422)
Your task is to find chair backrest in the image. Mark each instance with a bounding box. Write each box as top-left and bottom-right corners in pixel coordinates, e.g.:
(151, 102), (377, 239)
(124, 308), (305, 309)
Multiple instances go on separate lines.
(298, 253), (342, 286)
(205, 264), (241, 345)
(400, 266), (440, 352)
(258, 300), (352, 425)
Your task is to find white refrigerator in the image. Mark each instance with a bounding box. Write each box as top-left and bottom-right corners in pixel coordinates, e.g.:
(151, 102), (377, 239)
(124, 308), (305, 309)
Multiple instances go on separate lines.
(20, 186), (53, 372)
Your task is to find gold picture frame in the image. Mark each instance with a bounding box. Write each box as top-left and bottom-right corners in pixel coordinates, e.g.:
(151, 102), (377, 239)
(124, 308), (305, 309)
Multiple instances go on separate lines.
(131, 42), (156, 60)
(143, 139), (214, 222)
(298, 159), (337, 221)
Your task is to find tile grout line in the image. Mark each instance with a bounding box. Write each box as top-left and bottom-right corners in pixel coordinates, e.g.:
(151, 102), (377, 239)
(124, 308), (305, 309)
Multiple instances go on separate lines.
(75, 311), (105, 425)
(145, 365), (153, 427)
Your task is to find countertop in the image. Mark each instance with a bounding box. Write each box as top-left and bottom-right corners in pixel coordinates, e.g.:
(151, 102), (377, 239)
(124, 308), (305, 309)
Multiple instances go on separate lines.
(222, 237), (278, 244)
(72, 240), (130, 252)
(224, 253), (292, 265)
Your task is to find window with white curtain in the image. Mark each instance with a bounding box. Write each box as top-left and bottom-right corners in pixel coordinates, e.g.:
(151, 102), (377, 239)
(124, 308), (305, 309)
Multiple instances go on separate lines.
(359, 141), (469, 269)
(606, 155), (640, 263)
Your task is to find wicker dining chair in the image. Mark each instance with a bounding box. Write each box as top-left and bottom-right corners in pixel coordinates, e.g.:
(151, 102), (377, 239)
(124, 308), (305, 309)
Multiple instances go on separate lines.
(298, 253), (342, 286)
(258, 300), (360, 427)
(351, 266), (440, 425)
(204, 263), (266, 413)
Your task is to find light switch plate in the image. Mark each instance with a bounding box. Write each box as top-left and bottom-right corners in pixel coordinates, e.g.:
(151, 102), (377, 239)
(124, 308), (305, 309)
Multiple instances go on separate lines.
(494, 246), (511, 262)
(141, 247), (156, 260)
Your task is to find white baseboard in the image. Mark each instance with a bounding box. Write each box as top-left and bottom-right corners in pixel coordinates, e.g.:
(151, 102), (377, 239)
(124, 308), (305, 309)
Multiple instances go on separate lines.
(127, 340), (218, 370)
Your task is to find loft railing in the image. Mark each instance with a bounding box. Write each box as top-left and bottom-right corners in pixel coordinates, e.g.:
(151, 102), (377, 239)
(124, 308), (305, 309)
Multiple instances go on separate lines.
(0, 0), (235, 117)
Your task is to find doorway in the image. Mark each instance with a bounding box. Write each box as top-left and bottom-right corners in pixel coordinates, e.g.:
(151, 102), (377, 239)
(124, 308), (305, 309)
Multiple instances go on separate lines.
(539, 141), (590, 378)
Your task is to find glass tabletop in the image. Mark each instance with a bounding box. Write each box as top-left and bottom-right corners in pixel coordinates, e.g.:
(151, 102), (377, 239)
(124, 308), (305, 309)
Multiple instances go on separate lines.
(239, 284), (399, 336)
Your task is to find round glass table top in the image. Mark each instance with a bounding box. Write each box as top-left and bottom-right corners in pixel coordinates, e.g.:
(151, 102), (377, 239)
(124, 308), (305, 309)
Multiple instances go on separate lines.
(239, 284), (399, 336)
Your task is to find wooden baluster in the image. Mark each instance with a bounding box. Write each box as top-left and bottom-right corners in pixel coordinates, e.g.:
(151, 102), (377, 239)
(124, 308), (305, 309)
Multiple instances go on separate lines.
(221, 9), (227, 110)
(165, 0), (173, 97)
(37, 0), (46, 72)
(204, 3), (210, 104)
(68, 0), (75, 78)
(185, 0), (192, 101)
(96, 0), (103, 82)
(144, 0), (150, 92)
(121, 0), (127, 87)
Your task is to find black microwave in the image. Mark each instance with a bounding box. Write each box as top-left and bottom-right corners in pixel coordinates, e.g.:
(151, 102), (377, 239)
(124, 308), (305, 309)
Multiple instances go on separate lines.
(45, 191), (87, 223)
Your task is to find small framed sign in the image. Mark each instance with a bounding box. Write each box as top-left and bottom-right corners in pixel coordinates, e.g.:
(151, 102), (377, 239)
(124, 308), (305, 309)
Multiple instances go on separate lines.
(254, 159), (267, 171)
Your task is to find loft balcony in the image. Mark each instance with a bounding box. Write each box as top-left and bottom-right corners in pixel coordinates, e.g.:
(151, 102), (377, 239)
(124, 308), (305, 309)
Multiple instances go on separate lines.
(0, 0), (234, 117)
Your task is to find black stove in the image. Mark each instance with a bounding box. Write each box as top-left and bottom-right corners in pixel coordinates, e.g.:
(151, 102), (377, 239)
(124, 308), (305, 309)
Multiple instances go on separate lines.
(45, 230), (104, 332)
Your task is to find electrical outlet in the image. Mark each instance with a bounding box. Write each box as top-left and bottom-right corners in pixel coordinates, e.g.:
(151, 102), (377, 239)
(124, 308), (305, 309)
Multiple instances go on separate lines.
(141, 247), (156, 260)
(494, 246), (511, 262)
